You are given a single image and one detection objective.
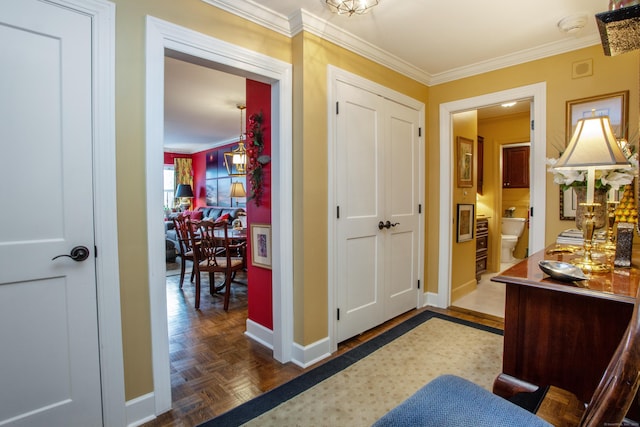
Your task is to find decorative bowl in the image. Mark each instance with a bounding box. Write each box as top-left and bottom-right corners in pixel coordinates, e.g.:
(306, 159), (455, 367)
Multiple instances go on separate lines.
(538, 260), (588, 282)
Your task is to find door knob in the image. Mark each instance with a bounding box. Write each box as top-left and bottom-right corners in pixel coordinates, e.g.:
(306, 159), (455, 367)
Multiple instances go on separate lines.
(378, 221), (400, 230)
(52, 246), (90, 262)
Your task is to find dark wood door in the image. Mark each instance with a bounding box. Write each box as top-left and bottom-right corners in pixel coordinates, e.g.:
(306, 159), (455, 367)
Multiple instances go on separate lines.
(503, 146), (529, 188)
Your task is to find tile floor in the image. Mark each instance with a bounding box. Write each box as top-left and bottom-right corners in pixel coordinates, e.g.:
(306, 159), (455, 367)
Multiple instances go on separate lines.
(451, 261), (519, 318)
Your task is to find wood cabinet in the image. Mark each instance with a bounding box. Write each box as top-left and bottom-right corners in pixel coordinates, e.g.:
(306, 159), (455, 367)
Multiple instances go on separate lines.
(475, 217), (488, 281)
(502, 146), (529, 188)
(491, 247), (639, 412)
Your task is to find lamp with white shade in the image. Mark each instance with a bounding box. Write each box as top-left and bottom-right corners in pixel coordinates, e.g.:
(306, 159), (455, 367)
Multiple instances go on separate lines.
(554, 113), (630, 272)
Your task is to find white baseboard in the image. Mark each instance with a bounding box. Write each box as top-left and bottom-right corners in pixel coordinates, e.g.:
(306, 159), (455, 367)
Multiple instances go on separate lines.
(125, 392), (156, 427)
(291, 336), (332, 368)
(245, 318), (274, 349)
(424, 291), (443, 308)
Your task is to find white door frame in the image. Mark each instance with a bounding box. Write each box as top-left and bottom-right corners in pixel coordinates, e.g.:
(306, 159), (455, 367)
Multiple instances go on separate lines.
(327, 65), (425, 353)
(436, 82), (547, 308)
(37, 0), (125, 425)
(145, 17), (293, 414)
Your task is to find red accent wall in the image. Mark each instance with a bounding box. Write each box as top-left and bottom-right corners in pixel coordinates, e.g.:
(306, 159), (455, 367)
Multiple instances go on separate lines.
(246, 79), (273, 330)
(191, 150), (207, 208)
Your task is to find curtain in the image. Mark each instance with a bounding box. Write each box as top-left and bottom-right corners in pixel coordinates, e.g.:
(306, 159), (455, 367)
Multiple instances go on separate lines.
(174, 157), (193, 210)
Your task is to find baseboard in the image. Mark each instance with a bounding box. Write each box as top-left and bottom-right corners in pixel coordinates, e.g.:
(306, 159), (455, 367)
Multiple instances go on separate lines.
(451, 279), (477, 302)
(291, 336), (332, 368)
(245, 318), (274, 350)
(424, 291), (441, 308)
(125, 392), (156, 427)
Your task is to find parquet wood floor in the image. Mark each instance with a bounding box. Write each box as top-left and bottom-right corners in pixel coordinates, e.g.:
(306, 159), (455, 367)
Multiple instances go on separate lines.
(142, 266), (577, 427)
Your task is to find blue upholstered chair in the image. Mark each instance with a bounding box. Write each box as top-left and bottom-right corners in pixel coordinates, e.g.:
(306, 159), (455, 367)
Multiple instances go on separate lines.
(372, 375), (551, 427)
(373, 287), (640, 427)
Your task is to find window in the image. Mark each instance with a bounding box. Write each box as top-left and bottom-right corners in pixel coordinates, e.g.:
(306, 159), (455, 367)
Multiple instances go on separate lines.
(163, 166), (175, 208)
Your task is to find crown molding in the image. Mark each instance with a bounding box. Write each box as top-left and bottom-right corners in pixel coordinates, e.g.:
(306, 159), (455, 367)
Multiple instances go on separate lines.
(291, 9), (432, 85)
(201, 0), (291, 36)
(164, 137), (238, 155)
(429, 34), (602, 86)
(201, 0), (600, 87)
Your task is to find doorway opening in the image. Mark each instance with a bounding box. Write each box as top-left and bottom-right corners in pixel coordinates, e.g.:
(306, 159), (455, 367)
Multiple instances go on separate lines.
(437, 83), (547, 311)
(145, 16), (293, 415)
(451, 102), (532, 318)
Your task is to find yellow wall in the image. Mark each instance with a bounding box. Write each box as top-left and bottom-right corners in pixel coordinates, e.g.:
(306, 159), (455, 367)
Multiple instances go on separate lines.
(427, 45), (639, 294)
(451, 111), (478, 300)
(109, 0), (640, 403)
(478, 112), (531, 268)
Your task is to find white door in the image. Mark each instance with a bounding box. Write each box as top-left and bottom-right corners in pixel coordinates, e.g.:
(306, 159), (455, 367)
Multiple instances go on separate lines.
(335, 81), (420, 342)
(384, 101), (420, 319)
(0, 1), (103, 426)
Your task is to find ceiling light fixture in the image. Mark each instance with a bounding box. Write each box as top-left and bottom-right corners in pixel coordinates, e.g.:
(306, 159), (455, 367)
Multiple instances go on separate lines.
(224, 104), (247, 176)
(326, 0), (379, 16)
(501, 102), (517, 108)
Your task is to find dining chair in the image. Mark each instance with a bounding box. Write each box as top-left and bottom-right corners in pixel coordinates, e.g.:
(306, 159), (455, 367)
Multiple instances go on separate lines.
(172, 214), (196, 289)
(188, 219), (246, 310)
(373, 287), (640, 427)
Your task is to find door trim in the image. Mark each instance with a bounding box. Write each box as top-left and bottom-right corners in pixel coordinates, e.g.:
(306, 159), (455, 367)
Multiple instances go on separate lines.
(327, 65), (425, 353)
(44, 0), (125, 425)
(436, 83), (546, 308)
(145, 16), (294, 414)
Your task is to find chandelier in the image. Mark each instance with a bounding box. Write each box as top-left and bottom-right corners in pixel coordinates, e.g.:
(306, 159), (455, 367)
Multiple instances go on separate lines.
(326, 0), (379, 16)
(224, 104), (247, 176)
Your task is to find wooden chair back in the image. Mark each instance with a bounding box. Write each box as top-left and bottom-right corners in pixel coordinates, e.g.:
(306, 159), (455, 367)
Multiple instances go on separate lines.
(580, 288), (640, 426)
(172, 214), (195, 255)
(196, 220), (230, 269)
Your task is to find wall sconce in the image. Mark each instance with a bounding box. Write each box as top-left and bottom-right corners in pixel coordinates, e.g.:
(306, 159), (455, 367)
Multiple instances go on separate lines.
(175, 184), (194, 211)
(224, 104), (247, 176)
(554, 114), (630, 272)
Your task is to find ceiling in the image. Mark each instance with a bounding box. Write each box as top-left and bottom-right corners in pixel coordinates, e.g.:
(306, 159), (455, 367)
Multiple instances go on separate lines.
(164, 0), (610, 153)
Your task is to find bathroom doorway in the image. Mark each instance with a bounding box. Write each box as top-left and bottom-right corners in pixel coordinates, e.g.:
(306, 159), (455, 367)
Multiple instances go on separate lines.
(451, 98), (534, 318)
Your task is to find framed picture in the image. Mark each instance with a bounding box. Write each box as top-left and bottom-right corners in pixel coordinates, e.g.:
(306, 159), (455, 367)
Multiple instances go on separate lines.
(559, 187), (577, 220)
(456, 136), (474, 188)
(566, 91), (629, 142)
(560, 186), (624, 220)
(250, 223), (272, 269)
(205, 179), (218, 206)
(456, 204), (474, 243)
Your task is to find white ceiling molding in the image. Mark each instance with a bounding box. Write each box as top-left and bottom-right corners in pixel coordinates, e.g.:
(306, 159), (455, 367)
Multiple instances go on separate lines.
(201, 0), (291, 36)
(429, 33), (602, 86)
(201, 0), (601, 87)
(291, 9), (431, 85)
(164, 137), (238, 155)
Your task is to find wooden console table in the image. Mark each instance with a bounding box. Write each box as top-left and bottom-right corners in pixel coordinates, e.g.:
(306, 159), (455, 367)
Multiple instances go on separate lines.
(491, 245), (640, 406)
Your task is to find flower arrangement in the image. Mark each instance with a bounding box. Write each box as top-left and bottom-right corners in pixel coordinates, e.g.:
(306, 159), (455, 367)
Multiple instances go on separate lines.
(546, 143), (637, 192)
(246, 111), (270, 206)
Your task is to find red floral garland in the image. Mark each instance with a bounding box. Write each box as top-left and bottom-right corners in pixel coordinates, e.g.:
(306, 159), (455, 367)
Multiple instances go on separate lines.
(246, 111), (270, 206)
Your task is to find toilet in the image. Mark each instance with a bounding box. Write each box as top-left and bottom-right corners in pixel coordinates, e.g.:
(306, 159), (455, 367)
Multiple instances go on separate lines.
(501, 217), (526, 263)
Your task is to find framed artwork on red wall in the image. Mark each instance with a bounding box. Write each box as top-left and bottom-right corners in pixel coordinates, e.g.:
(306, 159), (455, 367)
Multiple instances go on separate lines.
(250, 223), (272, 269)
